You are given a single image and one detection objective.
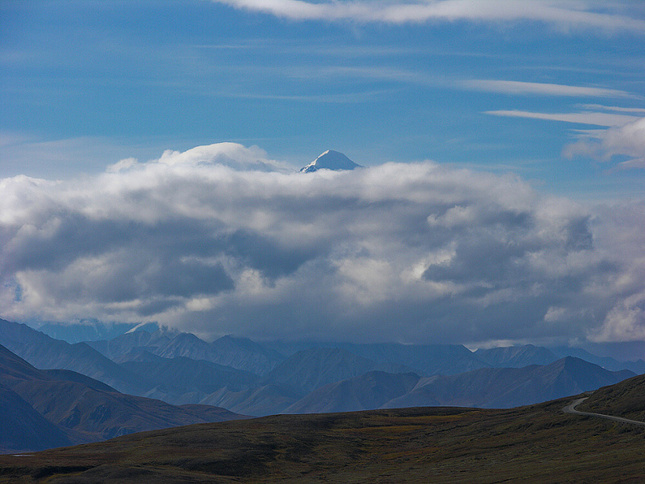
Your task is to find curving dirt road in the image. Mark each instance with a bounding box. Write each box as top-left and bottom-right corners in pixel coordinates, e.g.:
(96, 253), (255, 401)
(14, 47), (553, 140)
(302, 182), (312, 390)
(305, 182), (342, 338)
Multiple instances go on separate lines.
(563, 397), (645, 427)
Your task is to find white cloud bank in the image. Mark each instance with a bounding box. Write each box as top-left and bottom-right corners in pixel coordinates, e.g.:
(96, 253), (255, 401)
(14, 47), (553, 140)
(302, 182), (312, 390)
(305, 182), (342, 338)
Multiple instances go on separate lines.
(564, 117), (645, 169)
(212, 0), (645, 32)
(1, 142), (643, 345)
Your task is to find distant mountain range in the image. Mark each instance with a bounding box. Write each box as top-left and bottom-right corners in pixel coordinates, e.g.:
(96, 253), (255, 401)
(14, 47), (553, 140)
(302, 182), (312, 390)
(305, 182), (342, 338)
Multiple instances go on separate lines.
(1, 316), (643, 453)
(35, 320), (146, 343)
(262, 347), (414, 395)
(0, 344), (244, 454)
(284, 371), (421, 414)
(120, 353), (260, 404)
(475, 344), (558, 368)
(4, 373), (645, 482)
(0, 319), (152, 395)
(384, 357), (633, 409)
(87, 330), (283, 376)
(282, 357), (633, 414)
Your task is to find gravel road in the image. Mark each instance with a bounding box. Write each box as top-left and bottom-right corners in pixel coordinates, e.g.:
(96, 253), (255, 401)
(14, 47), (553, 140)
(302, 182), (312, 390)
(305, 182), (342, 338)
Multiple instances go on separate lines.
(563, 397), (645, 427)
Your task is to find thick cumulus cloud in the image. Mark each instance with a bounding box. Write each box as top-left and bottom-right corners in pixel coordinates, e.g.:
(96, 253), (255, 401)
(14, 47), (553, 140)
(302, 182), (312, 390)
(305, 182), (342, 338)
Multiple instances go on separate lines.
(1, 142), (643, 345)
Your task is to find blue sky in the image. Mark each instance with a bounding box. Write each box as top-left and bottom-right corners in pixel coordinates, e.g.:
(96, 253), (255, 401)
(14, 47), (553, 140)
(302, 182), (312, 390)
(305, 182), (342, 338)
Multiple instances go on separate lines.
(2, 0), (644, 196)
(1, 1), (644, 350)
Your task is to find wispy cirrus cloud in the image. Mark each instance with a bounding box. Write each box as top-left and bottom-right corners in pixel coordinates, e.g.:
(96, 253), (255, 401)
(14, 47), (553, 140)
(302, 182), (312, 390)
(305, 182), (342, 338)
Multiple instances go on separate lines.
(486, 105), (645, 169)
(212, 0), (645, 32)
(461, 80), (637, 99)
(0, 133), (160, 179)
(578, 105), (645, 115)
(484, 110), (640, 127)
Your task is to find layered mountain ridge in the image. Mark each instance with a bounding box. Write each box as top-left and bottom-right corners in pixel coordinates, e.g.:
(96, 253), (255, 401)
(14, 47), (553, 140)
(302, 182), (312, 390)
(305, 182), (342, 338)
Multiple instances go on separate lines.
(0, 343), (244, 453)
(0, 317), (642, 453)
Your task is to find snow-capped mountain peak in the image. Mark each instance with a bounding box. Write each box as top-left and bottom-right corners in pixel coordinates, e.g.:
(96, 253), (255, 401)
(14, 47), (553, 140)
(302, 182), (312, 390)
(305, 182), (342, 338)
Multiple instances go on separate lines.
(300, 150), (361, 173)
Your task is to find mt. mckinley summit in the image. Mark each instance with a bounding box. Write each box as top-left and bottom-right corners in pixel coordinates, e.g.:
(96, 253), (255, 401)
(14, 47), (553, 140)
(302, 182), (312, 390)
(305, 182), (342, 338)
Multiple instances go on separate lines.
(300, 150), (362, 173)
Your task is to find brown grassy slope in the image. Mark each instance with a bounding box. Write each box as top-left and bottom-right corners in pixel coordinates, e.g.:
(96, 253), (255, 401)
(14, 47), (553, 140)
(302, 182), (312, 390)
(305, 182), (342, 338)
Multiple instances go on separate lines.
(579, 373), (645, 421)
(0, 398), (643, 483)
